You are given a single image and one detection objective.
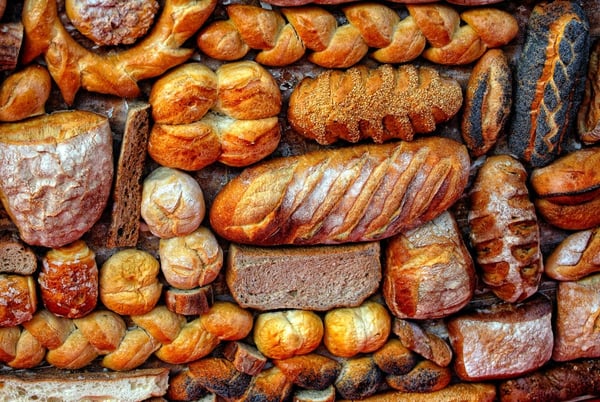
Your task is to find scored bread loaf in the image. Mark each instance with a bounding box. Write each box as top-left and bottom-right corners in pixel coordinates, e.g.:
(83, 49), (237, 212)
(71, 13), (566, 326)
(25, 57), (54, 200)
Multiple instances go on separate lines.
(226, 242), (381, 311)
(209, 136), (470, 246)
(544, 227), (600, 281)
(288, 64), (462, 145)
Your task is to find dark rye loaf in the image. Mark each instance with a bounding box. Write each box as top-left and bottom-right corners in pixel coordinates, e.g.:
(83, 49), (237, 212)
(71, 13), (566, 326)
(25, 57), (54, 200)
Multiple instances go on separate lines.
(226, 242), (381, 311)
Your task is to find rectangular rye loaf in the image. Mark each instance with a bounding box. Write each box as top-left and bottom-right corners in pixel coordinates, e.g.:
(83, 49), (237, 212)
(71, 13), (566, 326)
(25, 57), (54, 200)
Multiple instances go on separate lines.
(226, 241), (381, 311)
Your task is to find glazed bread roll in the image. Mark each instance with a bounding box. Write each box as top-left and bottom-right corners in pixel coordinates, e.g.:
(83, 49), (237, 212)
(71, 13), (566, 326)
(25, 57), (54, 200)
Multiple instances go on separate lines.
(141, 167), (206, 239)
(288, 64), (462, 145)
(210, 136), (470, 246)
(447, 294), (553, 381)
(99, 249), (162, 316)
(508, 0), (590, 167)
(0, 64), (51, 122)
(0, 110), (113, 248)
(148, 61), (281, 171)
(253, 310), (324, 360)
(545, 227), (600, 281)
(468, 155), (543, 303)
(65, 0), (159, 46)
(461, 49), (512, 157)
(323, 301), (391, 358)
(0, 275), (37, 327)
(383, 211), (476, 320)
(530, 146), (600, 230)
(39, 240), (98, 318)
(197, 3), (517, 68)
(159, 226), (223, 290)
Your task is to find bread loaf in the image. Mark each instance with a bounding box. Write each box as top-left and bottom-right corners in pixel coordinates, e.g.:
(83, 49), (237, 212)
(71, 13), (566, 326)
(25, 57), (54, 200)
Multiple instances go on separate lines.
(578, 40), (600, 144)
(383, 211), (476, 319)
(468, 155), (543, 303)
(273, 353), (340, 390)
(226, 242), (381, 311)
(341, 382), (497, 402)
(209, 136), (470, 246)
(164, 285), (214, 315)
(21, 0), (217, 104)
(392, 319), (453, 368)
(372, 338), (417, 376)
(0, 274), (36, 327)
(552, 273), (600, 361)
(447, 294), (553, 381)
(0, 231), (37, 275)
(288, 64), (462, 145)
(0, 110), (113, 248)
(508, 0), (590, 167)
(545, 227), (600, 281)
(334, 356), (382, 400)
(461, 49), (512, 157)
(197, 3), (517, 68)
(0, 63), (51, 122)
(385, 359), (452, 393)
(39, 240), (98, 318)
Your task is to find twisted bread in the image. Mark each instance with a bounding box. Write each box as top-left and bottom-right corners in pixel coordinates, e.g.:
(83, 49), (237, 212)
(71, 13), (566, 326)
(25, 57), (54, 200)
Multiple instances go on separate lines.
(21, 0), (217, 104)
(0, 301), (253, 370)
(288, 64), (462, 145)
(209, 136), (470, 246)
(197, 3), (518, 68)
(148, 61), (282, 170)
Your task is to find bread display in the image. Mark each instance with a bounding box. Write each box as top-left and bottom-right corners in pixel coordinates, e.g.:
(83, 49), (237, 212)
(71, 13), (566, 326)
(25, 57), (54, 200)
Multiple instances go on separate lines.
(0, 0), (599, 400)
(226, 241), (381, 311)
(468, 154), (543, 303)
(383, 211), (476, 319)
(288, 64), (463, 144)
(508, 0), (590, 167)
(210, 136), (470, 245)
(0, 110), (113, 248)
(197, 3), (518, 68)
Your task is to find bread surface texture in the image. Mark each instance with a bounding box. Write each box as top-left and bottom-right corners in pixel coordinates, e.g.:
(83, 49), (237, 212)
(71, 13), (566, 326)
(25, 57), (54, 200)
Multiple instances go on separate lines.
(209, 136), (470, 246)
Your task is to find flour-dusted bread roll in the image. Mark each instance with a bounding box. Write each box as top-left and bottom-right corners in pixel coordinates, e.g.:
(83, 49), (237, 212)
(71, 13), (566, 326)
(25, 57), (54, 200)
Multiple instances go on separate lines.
(552, 273), (600, 362)
(468, 154), (543, 303)
(253, 310), (324, 359)
(0, 110), (113, 248)
(99, 249), (162, 315)
(323, 301), (391, 358)
(383, 211), (476, 319)
(210, 136), (470, 246)
(141, 167), (206, 239)
(39, 240), (98, 319)
(447, 294), (553, 381)
(159, 226), (223, 290)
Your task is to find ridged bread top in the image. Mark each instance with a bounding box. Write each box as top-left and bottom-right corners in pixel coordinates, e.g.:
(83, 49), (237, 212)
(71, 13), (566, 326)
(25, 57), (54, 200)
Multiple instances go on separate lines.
(209, 136), (470, 246)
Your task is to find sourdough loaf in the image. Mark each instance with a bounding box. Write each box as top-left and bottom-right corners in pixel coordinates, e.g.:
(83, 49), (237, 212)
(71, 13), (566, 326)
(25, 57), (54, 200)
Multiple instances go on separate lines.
(209, 136), (470, 246)
(226, 242), (381, 311)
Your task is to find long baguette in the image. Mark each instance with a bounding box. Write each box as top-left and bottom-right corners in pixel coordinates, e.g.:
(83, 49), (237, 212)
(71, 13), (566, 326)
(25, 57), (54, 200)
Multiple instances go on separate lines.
(209, 137), (470, 246)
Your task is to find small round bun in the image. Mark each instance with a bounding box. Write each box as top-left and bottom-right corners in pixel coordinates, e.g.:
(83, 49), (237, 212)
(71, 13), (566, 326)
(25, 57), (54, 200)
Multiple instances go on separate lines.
(100, 249), (162, 315)
(141, 167), (206, 239)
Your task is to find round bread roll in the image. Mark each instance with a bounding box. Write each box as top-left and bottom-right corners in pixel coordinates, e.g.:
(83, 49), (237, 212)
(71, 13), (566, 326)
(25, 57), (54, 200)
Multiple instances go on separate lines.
(253, 310), (324, 359)
(141, 167), (206, 239)
(65, 0), (160, 46)
(99, 249), (162, 316)
(159, 226), (223, 289)
(0, 110), (113, 248)
(323, 300), (391, 357)
(39, 240), (98, 319)
(0, 64), (52, 122)
(200, 301), (254, 341)
(0, 275), (37, 327)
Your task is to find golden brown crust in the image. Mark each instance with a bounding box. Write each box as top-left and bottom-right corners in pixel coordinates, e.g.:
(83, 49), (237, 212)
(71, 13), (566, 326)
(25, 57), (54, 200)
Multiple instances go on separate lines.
(392, 319), (453, 368)
(273, 353), (340, 389)
(288, 64), (462, 144)
(0, 275), (37, 327)
(209, 137), (470, 246)
(545, 227), (600, 281)
(578, 40), (600, 144)
(197, 3), (518, 68)
(0, 64), (51, 122)
(386, 359), (452, 393)
(22, 0), (217, 104)
(39, 240), (97, 319)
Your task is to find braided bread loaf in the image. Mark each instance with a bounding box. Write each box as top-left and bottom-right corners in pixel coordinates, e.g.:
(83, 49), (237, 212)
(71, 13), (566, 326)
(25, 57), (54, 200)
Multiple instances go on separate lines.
(288, 64), (462, 144)
(197, 3), (518, 68)
(0, 301), (253, 371)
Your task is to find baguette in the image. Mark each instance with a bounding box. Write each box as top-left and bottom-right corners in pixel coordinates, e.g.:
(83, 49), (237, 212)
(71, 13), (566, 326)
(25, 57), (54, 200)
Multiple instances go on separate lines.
(197, 3), (517, 68)
(209, 137), (470, 246)
(288, 64), (462, 145)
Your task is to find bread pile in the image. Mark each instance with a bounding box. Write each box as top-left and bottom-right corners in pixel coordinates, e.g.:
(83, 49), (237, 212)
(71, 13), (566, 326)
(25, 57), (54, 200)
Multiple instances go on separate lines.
(0, 0), (599, 401)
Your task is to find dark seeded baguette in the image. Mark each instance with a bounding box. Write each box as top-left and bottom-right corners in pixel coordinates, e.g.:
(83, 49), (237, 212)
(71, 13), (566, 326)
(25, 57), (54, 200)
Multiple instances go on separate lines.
(508, 0), (590, 167)
(209, 137), (470, 246)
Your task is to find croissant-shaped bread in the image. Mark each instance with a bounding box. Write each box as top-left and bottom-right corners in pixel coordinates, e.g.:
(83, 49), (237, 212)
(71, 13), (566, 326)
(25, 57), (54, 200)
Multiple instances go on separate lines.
(209, 136), (469, 246)
(288, 64), (462, 145)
